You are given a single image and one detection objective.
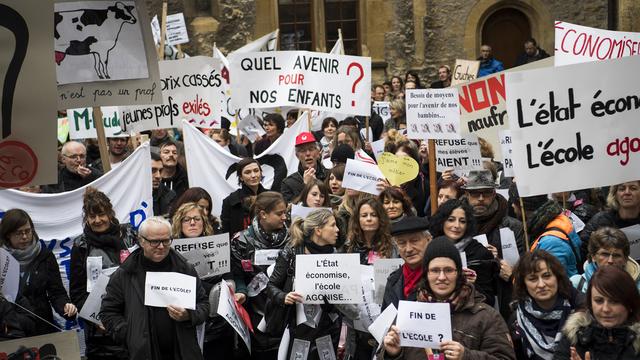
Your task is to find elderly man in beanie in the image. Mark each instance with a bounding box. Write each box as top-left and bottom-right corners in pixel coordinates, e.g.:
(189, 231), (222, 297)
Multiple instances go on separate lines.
(462, 170), (524, 319)
(381, 216), (432, 311)
(281, 132), (328, 202)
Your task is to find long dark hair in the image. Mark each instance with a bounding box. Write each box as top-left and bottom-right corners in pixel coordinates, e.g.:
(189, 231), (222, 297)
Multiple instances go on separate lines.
(295, 179), (331, 207)
(169, 187), (219, 230)
(347, 197), (393, 258)
(378, 186), (414, 216)
(512, 250), (573, 302)
(429, 199), (476, 239)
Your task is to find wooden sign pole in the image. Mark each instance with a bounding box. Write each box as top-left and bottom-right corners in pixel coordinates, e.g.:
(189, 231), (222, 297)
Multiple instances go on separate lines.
(429, 139), (437, 215)
(92, 107), (111, 173)
(158, 1), (168, 60)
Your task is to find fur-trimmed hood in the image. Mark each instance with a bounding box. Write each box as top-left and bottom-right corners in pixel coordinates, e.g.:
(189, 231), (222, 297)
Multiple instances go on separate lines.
(562, 311), (640, 355)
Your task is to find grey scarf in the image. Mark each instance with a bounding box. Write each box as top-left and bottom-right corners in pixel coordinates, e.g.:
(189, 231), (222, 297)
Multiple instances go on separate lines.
(3, 240), (41, 272)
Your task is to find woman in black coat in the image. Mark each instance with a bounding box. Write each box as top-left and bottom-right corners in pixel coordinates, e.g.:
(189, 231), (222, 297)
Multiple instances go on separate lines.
(220, 158), (267, 236)
(0, 208), (76, 336)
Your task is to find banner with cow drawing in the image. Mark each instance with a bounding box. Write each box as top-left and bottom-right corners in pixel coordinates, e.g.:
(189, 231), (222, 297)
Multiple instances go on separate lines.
(55, 0), (162, 108)
(0, 0), (58, 189)
(119, 56), (223, 132)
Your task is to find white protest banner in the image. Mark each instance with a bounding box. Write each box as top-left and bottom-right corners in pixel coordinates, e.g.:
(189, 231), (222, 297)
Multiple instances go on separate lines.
(0, 249), (19, 302)
(0, 331), (81, 359)
(0, 0), (58, 189)
(373, 258), (404, 304)
(457, 57), (554, 161)
(294, 253), (362, 304)
(79, 267), (118, 326)
(172, 234), (230, 279)
(372, 101), (391, 123)
(499, 130), (515, 177)
(342, 158), (385, 196)
(229, 30), (279, 55)
(56, 0), (162, 109)
(451, 59), (480, 86)
(499, 228), (520, 267)
(238, 115), (266, 142)
(144, 272), (197, 310)
(554, 21), (640, 66)
(368, 304), (397, 351)
(291, 204), (333, 221)
(166, 13), (189, 45)
(506, 55), (640, 197)
(218, 281), (251, 352)
(353, 266), (381, 332)
(434, 135), (483, 172)
(68, 107), (128, 139)
(397, 301), (451, 348)
(229, 51), (372, 116)
(120, 56), (223, 132)
(254, 249), (281, 266)
(620, 225), (640, 260)
(406, 89), (461, 140)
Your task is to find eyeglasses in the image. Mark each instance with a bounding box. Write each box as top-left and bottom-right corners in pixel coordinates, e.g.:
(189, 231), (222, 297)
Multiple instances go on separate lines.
(467, 189), (495, 198)
(140, 235), (172, 248)
(10, 228), (32, 239)
(63, 154), (86, 160)
(181, 216), (203, 224)
(428, 267), (457, 277)
(596, 251), (624, 260)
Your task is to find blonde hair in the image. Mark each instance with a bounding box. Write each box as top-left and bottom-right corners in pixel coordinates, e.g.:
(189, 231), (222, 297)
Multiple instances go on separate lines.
(171, 202), (213, 238)
(607, 181), (640, 210)
(289, 209), (334, 247)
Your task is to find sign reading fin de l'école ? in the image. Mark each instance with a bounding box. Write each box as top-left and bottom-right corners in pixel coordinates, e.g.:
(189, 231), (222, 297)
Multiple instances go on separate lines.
(397, 301), (452, 349)
(294, 253), (362, 304)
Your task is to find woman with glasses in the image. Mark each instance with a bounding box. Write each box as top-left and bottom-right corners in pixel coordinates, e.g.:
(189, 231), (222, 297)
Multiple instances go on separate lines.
(571, 227), (640, 293)
(171, 202), (214, 239)
(170, 187), (220, 233)
(70, 187), (137, 359)
(381, 237), (516, 360)
(0, 209), (77, 336)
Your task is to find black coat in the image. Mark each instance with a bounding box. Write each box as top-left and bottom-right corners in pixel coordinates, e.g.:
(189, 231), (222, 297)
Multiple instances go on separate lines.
(220, 184), (266, 236)
(43, 167), (102, 193)
(99, 249), (209, 360)
(18, 246), (73, 335)
(381, 267), (418, 311)
(459, 238), (498, 307)
(161, 163), (189, 199)
(281, 162), (327, 203)
(153, 183), (177, 217)
(580, 210), (640, 261)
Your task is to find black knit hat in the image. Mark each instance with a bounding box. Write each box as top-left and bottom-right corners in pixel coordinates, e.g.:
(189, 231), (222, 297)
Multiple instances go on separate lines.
(423, 236), (463, 273)
(330, 143), (355, 164)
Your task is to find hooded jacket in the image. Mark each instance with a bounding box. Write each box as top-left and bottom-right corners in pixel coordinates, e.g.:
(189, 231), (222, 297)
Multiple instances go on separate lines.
(571, 258), (640, 293)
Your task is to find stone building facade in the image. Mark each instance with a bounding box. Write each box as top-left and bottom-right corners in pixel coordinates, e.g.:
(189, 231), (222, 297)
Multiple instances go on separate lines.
(143, 0), (640, 84)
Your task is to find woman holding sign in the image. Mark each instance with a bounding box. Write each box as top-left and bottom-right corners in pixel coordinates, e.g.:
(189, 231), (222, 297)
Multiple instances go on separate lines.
(381, 237), (516, 360)
(171, 202), (215, 239)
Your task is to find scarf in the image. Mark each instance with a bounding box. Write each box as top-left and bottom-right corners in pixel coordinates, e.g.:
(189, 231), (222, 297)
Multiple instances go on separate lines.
(251, 217), (289, 249)
(304, 239), (334, 254)
(417, 283), (473, 312)
(453, 236), (473, 253)
(402, 264), (423, 299)
(3, 240), (41, 272)
(84, 223), (126, 250)
(516, 296), (572, 360)
(475, 196), (507, 235)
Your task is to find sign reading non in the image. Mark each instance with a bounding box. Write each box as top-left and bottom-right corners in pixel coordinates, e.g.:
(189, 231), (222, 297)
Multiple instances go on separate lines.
(397, 301), (451, 349)
(294, 253), (362, 304)
(373, 258), (404, 304)
(406, 89), (461, 140)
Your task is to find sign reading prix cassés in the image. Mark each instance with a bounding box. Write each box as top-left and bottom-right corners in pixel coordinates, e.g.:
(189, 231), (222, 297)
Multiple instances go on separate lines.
(229, 51), (371, 116)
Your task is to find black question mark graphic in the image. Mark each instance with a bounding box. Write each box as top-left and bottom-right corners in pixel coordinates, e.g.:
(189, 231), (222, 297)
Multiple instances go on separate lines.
(0, 4), (29, 140)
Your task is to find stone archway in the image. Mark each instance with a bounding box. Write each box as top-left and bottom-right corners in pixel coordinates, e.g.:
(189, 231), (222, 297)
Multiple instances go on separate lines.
(482, 8), (531, 68)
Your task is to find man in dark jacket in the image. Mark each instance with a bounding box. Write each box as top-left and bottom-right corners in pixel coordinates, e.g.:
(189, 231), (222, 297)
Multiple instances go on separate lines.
(281, 132), (327, 202)
(43, 141), (102, 193)
(382, 216), (432, 311)
(100, 217), (209, 360)
(514, 38), (550, 66)
(152, 152), (176, 217)
(159, 141), (189, 199)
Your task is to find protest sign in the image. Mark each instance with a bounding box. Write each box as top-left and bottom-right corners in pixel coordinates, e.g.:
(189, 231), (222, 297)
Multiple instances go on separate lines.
(368, 304), (397, 351)
(353, 266), (381, 332)
(500, 228), (520, 267)
(79, 267), (118, 326)
(166, 13), (189, 45)
(451, 59), (480, 86)
(294, 253), (362, 304)
(434, 135), (483, 173)
(0, 331), (81, 359)
(144, 272), (197, 310)
(370, 139), (386, 161)
(238, 115), (266, 142)
(474, 234), (489, 247)
(58, 116), (70, 143)
(372, 101), (391, 123)
(68, 107), (127, 139)
(406, 89), (461, 140)
(254, 249), (281, 266)
(0, 249), (19, 302)
(342, 159), (385, 195)
(151, 15), (161, 45)
(397, 301), (451, 348)
(291, 205), (333, 220)
(373, 258), (404, 304)
(506, 55), (640, 196)
(621, 225), (640, 260)
(56, 0), (162, 109)
(120, 56), (223, 132)
(229, 51), (372, 115)
(171, 234), (230, 279)
(218, 281), (251, 352)
(554, 21), (640, 66)
(499, 130), (514, 177)
(378, 153), (419, 186)
(0, 0), (58, 189)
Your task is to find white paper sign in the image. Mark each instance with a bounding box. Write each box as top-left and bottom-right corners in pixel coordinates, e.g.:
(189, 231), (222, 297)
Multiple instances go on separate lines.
(406, 89), (461, 140)
(451, 59), (480, 85)
(460, 252), (468, 269)
(150, 15), (161, 45)
(218, 281), (251, 352)
(291, 204), (333, 221)
(506, 54), (640, 196)
(166, 13), (189, 45)
(372, 101), (391, 123)
(294, 253), (362, 304)
(144, 272), (197, 310)
(171, 234), (230, 278)
(370, 139), (386, 161)
(229, 51), (372, 115)
(368, 303), (397, 351)
(434, 134), (483, 172)
(342, 158), (385, 195)
(474, 234), (489, 247)
(373, 259), (404, 304)
(564, 210), (586, 233)
(354, 265), (381, 332)
(499, 228), (520, 267)
(397, 301), (451, 348)
(252, 249), (280, 266)
(79, 267), (118, 326)
(499, 130), (515, 177)
(238, 115), (266, 142)
(68, 107), (128, 139)
(621, 225), (640, 260)
(0, 249), (19, 302)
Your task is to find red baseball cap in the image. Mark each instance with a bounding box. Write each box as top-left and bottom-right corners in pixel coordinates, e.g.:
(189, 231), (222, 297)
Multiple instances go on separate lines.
(295, 132), (316, 146)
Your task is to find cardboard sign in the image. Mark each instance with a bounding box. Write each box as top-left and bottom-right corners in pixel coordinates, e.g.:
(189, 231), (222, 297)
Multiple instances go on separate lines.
(373, 258), (404, 304)
(294, 253), (362, 304)
(451, 59), (480, 85)
(171, 234), (230, 279)
(434, 134), (483, 172)
(368, 304), (397, 351)
(229, 51), (372, 115)
(0, 331), (81, 359)
(378, 152), (419, 186)
(506, 55), (640, 196)
(397, 301), (451, 349)
(500, 228), (520, 267)
(217, 281), (251, 352)
(372, 101), (391, 123)
(0, 249), (19, 302)
(499, 130), (515, 177)
(621, 225), (640, 260)
(406, 89), (461, 140)
(554, 21), (640, 66)
(120, 56), (223, 132)
(166, 13), (189, 45)
(342, 158), (386, 195)
(56, 0), (162, 108)
(68, 107), (127, 139)
(144, 272), (197, 310)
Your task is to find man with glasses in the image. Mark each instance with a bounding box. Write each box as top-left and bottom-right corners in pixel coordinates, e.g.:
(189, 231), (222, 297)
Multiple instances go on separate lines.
(381, 216), (432, 311)
(100, 217), (209, 360)
(44, 141), (102, 193)
(281, 132), (327, 202)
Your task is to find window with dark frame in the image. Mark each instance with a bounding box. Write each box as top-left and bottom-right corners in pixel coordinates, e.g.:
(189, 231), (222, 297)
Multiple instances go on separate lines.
(325, 0), (359, 55)
(278, 0), (313, 51)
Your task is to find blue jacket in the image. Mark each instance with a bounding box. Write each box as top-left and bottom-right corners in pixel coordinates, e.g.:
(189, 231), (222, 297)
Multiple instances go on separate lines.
(478, 58), (504, 77)
(571, 259), (640, 293)
(532, 215), (582, 277)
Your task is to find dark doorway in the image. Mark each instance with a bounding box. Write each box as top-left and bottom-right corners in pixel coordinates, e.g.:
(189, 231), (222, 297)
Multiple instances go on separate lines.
(482, 8), (531, 69)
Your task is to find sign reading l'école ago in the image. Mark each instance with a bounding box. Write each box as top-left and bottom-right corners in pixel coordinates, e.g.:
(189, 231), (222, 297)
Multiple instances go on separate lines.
(229, 51), (372, 116)
(120, 56), (223, 132)
(294, 253), (362, 304)
(506, 54), (640, 197)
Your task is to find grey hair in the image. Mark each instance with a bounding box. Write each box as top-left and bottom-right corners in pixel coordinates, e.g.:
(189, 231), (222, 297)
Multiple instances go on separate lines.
(139, 216), (172, 238)
(61, 141), (86, 156)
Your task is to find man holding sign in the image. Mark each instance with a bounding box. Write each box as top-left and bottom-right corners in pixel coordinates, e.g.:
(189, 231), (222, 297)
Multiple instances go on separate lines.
(381, 237), (515, 360)
(100, 217), (209, 360)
